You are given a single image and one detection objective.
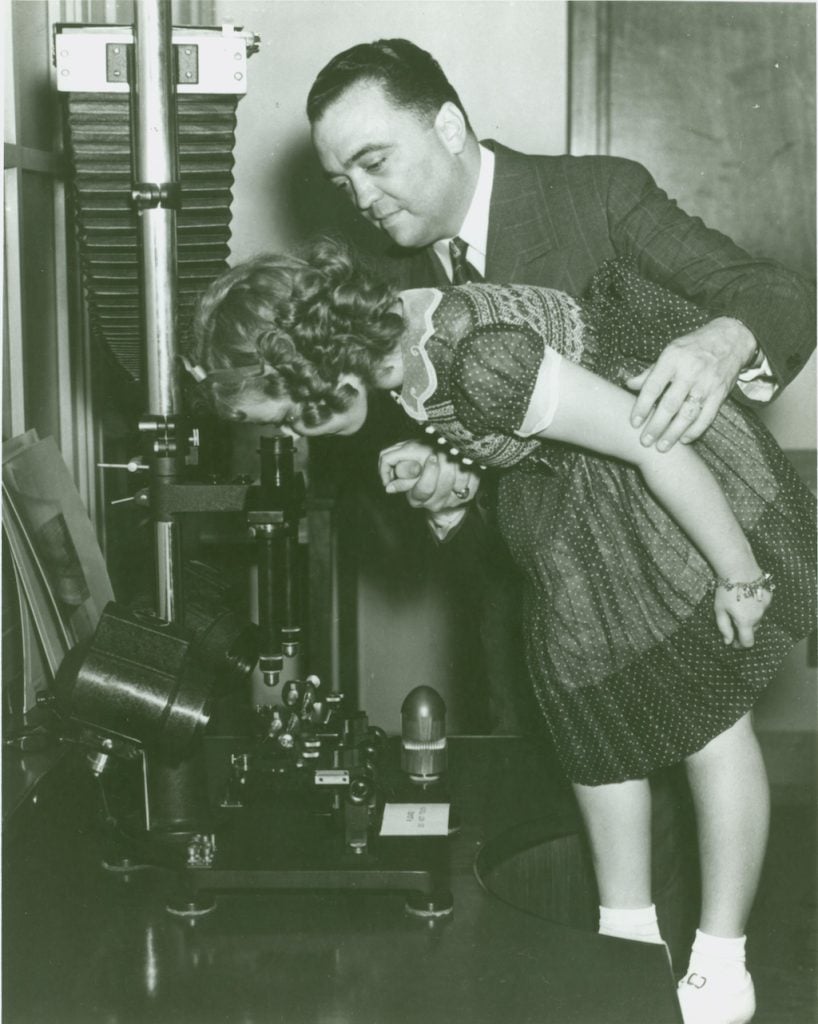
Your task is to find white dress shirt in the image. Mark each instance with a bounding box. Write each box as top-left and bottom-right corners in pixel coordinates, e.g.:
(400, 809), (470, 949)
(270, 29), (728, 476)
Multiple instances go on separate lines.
(432, 145), (494, 281)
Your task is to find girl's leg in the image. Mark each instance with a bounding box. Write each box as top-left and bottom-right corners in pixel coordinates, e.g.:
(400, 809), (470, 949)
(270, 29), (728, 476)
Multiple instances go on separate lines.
(683, 711), (769, 937)
(677, 712), (768, 1023)
(573, 777), (663, 943)
(573, 777), (653, 908)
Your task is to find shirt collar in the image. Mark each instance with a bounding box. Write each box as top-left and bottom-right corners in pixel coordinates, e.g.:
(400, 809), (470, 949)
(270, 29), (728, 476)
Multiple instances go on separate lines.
(432, 144), (495, 279)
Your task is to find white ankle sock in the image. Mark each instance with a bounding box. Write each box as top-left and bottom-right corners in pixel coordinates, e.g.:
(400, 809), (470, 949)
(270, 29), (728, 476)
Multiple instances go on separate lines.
(598, 903), (664, 944)
(686, 929), (749, 983)
(678, 930), (755, 1024)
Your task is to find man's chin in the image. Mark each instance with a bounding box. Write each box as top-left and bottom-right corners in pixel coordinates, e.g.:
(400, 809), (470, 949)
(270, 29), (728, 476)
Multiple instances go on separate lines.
(380, 218), (426, 250)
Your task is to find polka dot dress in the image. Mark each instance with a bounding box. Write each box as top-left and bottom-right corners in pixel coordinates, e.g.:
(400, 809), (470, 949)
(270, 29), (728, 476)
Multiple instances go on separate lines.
(406, 258), (817, 785)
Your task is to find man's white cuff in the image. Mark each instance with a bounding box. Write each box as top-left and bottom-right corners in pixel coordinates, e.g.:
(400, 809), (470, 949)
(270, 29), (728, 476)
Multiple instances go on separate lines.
(737, 354), (778, 402)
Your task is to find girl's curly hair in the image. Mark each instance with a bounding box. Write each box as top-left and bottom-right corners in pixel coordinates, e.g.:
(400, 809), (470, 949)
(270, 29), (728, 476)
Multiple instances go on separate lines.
(187, 237), (404, 425)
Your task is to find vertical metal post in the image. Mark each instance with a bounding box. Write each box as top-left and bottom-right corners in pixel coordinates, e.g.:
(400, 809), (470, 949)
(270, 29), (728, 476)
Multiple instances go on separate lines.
(134, 0), (179, 416)
(132, 0), (183, 623)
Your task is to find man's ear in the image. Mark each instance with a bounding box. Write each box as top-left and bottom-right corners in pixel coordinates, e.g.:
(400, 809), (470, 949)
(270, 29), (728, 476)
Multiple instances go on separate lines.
(434, 101), (468, 155)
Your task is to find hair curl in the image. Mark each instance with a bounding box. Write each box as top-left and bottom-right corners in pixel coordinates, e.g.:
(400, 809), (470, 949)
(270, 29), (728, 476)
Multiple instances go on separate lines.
(307, 38), (472, 131)
(187, 238), (404, 426)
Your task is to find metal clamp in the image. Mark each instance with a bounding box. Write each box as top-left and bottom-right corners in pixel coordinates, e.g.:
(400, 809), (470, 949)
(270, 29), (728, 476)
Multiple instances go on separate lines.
(130, 182), (182, 210)
(139, 414), (183, 455)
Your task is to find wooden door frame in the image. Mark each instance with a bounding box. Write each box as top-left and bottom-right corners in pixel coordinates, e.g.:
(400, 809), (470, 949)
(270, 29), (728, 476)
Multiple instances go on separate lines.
(568, 1), (610, 157)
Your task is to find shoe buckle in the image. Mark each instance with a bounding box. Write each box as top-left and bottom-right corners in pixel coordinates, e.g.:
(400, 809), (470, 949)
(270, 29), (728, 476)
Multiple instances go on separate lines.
(685, 973), (707, 990)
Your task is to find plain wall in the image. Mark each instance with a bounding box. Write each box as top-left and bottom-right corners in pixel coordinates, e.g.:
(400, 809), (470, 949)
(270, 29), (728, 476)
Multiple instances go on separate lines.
(215, 0), (569, 259)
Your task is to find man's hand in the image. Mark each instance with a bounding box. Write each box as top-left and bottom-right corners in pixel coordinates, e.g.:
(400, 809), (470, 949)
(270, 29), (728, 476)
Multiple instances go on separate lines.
(626, 317), (757, 451)
(378, 440), (480, 513)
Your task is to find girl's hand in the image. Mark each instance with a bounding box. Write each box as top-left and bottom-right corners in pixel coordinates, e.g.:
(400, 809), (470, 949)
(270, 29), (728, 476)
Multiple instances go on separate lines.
(713, 577), (774, 648)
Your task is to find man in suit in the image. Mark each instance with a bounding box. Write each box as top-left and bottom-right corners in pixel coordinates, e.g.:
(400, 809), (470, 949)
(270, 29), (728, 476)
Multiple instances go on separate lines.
(307, 30), (816, 691)
(305, 37), (814, 732)
(307, 39), (812, 483)
(305, 41), (814, 1024)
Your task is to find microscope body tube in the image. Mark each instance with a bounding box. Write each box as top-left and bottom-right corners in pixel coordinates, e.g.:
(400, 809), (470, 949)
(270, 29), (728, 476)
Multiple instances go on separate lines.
(250, 437), (303, 685)
(256, 533), (285, 684)
(132, 0), (184, 624)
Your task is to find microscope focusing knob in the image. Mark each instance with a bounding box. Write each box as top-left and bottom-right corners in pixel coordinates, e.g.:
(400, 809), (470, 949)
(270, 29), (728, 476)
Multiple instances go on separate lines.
(347, 778), (372, 805)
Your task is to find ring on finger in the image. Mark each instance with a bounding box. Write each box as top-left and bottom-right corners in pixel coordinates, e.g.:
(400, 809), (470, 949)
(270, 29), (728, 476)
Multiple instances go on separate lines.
(453, 486), (470, 500)
(683, 393), (706, 408)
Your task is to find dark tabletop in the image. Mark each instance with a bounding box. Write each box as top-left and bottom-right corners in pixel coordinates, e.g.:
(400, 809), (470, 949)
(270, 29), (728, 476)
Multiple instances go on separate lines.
(3, 736), (683, 1024)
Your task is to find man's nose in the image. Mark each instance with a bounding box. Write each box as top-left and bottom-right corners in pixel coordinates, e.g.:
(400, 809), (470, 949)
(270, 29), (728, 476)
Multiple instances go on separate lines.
(349, 174), (381, 213)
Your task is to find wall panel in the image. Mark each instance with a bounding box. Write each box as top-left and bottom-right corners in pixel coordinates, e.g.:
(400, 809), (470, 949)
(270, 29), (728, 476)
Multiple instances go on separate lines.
(569, 0), (816, 771)
(570, 0), (816, 449)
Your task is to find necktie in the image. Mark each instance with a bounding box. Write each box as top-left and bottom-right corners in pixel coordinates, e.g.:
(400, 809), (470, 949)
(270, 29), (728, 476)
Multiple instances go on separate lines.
(449, 236), (483, 284)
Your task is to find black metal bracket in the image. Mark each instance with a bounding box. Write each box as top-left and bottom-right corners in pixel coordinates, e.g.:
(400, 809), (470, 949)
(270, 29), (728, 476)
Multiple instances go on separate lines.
(106, 41), (199, 85)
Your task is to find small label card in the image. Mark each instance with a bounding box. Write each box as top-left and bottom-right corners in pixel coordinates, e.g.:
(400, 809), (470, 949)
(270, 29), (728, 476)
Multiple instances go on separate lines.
(380, 802), (450, 837)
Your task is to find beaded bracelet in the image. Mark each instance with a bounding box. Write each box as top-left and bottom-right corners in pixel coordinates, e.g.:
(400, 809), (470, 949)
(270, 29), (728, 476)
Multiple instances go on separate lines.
(714, 572), (775, 601)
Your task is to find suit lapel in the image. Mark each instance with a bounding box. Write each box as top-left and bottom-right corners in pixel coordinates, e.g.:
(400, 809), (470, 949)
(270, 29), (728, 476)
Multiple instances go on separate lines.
(484, 141), (561, 283)
(420, 249), (450, 287)
(387, 246), (449, 289)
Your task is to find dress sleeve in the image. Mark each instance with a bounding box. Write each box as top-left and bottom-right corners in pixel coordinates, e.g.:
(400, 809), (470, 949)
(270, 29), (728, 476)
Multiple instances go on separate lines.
(450, 323), (560, 436)
(517, 346), (563, 436)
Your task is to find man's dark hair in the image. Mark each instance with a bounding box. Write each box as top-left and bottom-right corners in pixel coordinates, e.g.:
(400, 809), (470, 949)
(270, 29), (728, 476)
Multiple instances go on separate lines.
(306, 38), (472, 130)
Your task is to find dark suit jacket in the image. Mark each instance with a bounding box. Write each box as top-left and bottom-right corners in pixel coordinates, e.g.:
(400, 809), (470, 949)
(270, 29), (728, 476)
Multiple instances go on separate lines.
(383, 143), (815, 391)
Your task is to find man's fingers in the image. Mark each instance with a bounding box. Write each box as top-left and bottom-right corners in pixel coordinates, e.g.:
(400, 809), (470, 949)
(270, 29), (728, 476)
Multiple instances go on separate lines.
(393, 459), (424, 480)
(380, 446), (481, 511)
(408, 454), (445, 505)
(636, 379), (692, 446)
(652, 391), (722, 450)
(628, 319), (752, 446)
(625, 368), (649, 392)
(409, 455), (466, 510)
(629, 363), (671, 428)
(634, 365), (725, 450)
(678, 393), (722, 444)
(451, 469), (478, 502)
(378, 440), (437, 486)
(384, 477), (419, 495)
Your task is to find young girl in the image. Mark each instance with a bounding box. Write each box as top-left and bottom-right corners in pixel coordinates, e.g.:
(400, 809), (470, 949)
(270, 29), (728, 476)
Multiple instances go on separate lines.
(186, 240), (816, 1024)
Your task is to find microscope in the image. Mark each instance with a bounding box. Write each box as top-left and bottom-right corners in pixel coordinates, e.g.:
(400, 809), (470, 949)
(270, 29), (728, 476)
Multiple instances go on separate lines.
(49, 4), (453, 921)
(53, 429), (453, 919)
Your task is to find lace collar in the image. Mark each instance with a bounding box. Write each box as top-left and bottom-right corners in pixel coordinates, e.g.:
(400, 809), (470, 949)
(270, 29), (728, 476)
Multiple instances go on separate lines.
(392, 289), (444, 422)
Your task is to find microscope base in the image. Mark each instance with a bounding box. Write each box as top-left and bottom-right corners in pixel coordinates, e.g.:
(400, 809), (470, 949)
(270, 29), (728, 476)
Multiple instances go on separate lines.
(168, 805), (453, 918)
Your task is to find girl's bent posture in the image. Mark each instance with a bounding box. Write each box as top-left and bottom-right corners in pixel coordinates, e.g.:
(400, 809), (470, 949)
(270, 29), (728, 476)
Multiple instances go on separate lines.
(187, 242), (817, 1024)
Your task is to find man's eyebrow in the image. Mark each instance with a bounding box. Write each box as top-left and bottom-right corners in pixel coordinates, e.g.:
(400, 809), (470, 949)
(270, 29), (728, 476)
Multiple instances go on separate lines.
(325, 143), (390, 176)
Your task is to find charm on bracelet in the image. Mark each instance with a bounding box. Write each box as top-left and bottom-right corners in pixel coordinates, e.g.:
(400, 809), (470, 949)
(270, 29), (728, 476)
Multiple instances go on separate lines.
(714, 572), (775, 601)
